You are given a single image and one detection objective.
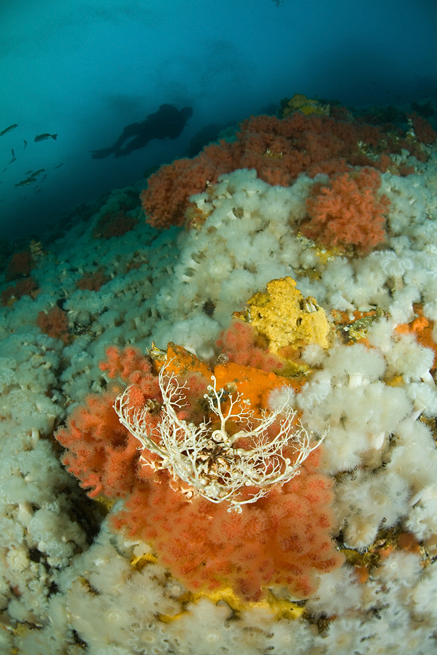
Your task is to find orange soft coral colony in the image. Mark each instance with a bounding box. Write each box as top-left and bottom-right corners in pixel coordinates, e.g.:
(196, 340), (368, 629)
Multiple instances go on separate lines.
(55, 391), (141, 499)
(55, 346), (162, 499)
(114, 443), (344, 601)
(37, 306), (70, 343)
(302, 167), (390, 253)
(55, 344), (344, 601)
(140, 110), (407, 229)
(115, 355), (323, 511)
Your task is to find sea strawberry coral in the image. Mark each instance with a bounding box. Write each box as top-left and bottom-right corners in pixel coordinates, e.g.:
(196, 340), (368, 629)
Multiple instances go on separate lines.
(140, 111), (405, 229)
(302, 167), (390, 253)
(56, 344), (343, 600)
(37, 306), (70, 343)
(114, 360), (323, 512)
(216, 319), (284, 372)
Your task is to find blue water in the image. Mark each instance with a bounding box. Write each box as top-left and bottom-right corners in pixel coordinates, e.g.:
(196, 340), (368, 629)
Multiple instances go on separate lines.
(1, 0), (436, 241)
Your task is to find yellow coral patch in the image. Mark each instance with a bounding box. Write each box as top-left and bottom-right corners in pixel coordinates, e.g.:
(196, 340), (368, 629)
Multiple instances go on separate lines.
(130, 552), (158, 571)
(157, 587), (305, 622)
(245, 277), (331, 354)
(198, 587), (305, 619)
(281, 93), (330, 118)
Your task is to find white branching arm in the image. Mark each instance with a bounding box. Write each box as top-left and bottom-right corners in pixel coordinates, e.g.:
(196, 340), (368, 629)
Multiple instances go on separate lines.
(114, 362), (325, 512)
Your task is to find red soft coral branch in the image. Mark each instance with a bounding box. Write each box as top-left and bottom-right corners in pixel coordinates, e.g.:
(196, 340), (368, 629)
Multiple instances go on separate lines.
(408, 112), (436, 145)
(113, 447), (343, 600)
(56, 392), (141, 498)
(216, 319), (284, 372)
(37, 306), (70, 343)
(56, 344), (344, 601)
(56, 347), (163, 498)
(100, 346), (161, 398)
(140, 111), (401, 229)
(302, 167), (389, 253)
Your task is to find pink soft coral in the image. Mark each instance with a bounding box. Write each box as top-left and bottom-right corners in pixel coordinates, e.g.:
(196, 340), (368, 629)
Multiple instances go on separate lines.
(217, 318), (284, 372)
(140, 144), (237, 229)
(141, 111), (410, 229)
(37, 306), (70, 343)
(408, 112), (436, 145)
(55, 345), (343, 601)
(301, 167), (390, 253)
(5, 249), (34, 281)
(55, 392), (140, 498)
(114, 446), (343, 601)
(1, 277), (39, 306)
(56, 347), (161, 498)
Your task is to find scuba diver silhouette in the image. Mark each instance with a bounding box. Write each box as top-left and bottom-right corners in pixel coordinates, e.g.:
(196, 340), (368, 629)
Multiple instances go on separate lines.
(91, 104), (193, 159)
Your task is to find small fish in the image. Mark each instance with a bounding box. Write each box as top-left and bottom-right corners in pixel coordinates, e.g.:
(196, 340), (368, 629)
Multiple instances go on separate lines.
(40, 174), (47, 182)
(0, 123), (18, 137)
(15, 175), (37, 187)
(23, 139), (27, 149)
(34, 133), (57, 142)
(9, 149), (16, 164)
(34, 187), (42, 193)
(54, 162), (64, 169)
(25, 169), (34, 175)
(32, 169), (46, 177)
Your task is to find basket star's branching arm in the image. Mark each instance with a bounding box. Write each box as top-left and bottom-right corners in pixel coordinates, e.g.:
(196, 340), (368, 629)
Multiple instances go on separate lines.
(114, 361), (325, 512)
